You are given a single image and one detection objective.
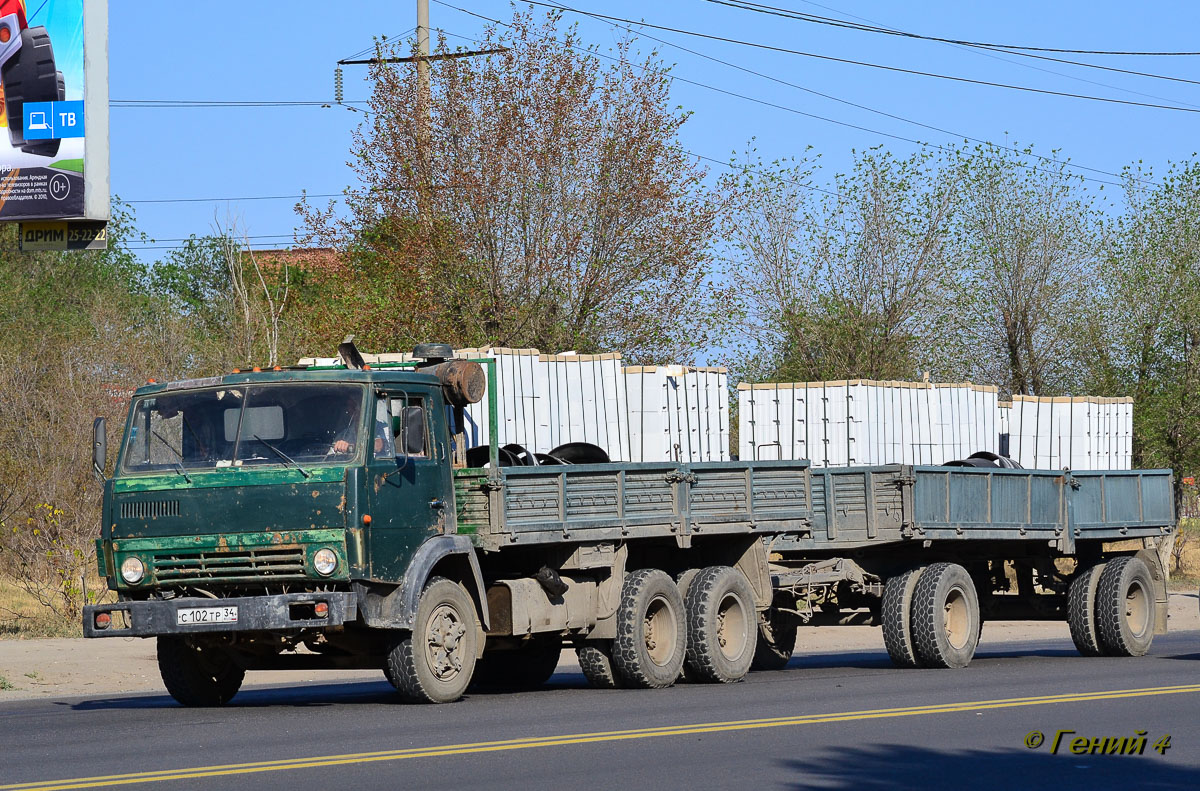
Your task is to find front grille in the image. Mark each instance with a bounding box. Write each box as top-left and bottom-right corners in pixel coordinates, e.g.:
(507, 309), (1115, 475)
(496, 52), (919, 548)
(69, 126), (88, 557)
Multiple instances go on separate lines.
(151, 547), (306, 583)
(120, 500), (180, 519)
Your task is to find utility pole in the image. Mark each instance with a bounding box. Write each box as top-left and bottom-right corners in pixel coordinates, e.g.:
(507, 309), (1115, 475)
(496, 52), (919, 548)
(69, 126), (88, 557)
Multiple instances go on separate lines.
(417, 0), (430, 107)
(416, 0), (432, 227)
(336, 2), (506, 227)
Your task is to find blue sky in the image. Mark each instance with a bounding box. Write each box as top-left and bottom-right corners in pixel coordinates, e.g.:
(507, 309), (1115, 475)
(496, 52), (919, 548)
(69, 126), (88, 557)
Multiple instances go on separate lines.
(110, 1), (1200, 257)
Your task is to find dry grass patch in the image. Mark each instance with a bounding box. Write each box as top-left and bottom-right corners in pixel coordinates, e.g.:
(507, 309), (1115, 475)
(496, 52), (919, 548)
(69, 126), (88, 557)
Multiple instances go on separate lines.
(0, 577), (85, 638)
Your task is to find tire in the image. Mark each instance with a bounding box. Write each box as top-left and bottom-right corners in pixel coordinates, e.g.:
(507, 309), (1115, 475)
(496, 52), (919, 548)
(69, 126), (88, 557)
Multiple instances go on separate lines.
(881, 567), (924, 668)
(383, 576), (479, 703)
(156, 636), (245, 707)
(2, 27), (59, 149)
(750, 610), (797, 671)
(612, 568), (686, 689)
(471, 637), (562, 691)
(1095, 556), (1155, 657)
(577, 641), (624, 689)
(910, 562), (981, 669)
(1067, 562), (1107, 657)
(682, 566), (756, 683)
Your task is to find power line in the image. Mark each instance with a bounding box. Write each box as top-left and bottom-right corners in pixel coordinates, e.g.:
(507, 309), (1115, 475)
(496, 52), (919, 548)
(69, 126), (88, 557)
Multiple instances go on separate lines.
(707, 1), (1200, 57)
(111, 100), (368, 108)
(707, 0), (1200, 89)
(524, 1), (1200, 114)
(451, 1), (1142, 189)
(128, 192), (342, 205)
(127, 234), (300, 245)
(544, 3), (1145, 186)
(344, 27), (417, 61)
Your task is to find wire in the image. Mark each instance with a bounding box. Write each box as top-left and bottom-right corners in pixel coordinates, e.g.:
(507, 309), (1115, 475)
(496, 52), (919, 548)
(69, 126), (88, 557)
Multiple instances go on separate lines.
(524, 2), (1200, 114)
(344, 27), (417, 61)
(707, 0), (1200, 88)
(128, 192), (342, 205)
(707, 1), (1200, 57)
(537, 3), (1143, 186)
(111, 100), (368, 108)
(127, 234), (300, 245)
(445, 2), (1141, 188)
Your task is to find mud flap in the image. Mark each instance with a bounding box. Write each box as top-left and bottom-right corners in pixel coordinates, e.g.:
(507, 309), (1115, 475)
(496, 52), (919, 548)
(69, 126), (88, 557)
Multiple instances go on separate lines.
(1136, 545), (1170, 636)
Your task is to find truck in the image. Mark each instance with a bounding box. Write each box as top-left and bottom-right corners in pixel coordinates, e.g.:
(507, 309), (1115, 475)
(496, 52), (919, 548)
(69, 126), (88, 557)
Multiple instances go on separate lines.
(82, 344), (1177, 705)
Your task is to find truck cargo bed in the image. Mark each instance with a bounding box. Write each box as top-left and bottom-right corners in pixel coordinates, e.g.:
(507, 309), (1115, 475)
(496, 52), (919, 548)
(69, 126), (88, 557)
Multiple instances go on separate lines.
(456, 462), (1174, 554)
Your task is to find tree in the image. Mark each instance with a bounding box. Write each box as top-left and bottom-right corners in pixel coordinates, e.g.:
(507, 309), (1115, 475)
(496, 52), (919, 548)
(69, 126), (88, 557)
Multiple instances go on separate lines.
(719, 146), (956, 382)
(947, 144), (1099, 395)
(1082, 160), (1200, 487)
(301, 9), (721, 362)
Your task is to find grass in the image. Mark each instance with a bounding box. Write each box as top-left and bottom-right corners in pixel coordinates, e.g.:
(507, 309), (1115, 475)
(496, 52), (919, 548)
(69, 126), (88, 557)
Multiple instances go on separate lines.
(0, 675), (13, 691)
(1168, 517), (1200, 591)
(0, 578), (83, 639)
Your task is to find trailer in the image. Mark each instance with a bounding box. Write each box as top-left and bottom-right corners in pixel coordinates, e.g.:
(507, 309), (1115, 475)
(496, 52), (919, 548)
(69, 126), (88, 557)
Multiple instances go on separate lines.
(82, 345), (1175, 705)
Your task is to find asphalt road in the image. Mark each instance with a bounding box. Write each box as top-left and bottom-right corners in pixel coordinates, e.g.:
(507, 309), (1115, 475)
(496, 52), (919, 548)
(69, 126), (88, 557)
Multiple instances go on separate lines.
(3, 631), (1200, 791)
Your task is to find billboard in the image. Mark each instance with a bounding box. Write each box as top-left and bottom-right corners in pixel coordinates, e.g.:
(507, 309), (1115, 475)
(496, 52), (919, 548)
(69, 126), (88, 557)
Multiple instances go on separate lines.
(0, 0), (107, 222)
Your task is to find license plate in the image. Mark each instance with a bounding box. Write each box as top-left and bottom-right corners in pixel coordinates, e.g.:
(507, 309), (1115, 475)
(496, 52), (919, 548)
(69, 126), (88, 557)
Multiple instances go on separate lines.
(176, 606), (238, 626)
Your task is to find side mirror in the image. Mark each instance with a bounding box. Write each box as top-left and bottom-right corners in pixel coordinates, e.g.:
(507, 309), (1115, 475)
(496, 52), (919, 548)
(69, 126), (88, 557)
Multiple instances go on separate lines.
(92, 417), (107, 481)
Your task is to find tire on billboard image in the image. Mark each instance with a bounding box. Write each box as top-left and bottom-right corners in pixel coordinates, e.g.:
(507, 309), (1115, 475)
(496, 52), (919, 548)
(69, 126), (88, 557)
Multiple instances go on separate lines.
(2, 26), (61, 158)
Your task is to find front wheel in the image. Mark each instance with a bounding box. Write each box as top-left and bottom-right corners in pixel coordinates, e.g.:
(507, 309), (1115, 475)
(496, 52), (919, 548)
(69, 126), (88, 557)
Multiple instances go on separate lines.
(384, 577), (479, 703)
(157, 636), (245, 707)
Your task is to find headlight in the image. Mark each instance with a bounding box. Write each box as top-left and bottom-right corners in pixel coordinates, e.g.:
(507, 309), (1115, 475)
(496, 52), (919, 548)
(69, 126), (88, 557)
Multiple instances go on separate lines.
(120, 556), (145, 584)
(313, 548), (338, 576)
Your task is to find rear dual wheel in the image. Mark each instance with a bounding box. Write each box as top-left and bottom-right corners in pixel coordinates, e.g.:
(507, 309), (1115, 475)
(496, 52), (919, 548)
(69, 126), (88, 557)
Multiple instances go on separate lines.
(683, 566), (756, 683)
(1094, 557), (1155, 657)
(613, 569), (687, 688)
(882, 563), (981, 669)
(1069, 557), (1155, 657)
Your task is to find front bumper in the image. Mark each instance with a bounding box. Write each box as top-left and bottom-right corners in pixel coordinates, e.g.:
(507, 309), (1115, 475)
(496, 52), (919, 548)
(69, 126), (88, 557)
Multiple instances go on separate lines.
(82, 591), (358, 638)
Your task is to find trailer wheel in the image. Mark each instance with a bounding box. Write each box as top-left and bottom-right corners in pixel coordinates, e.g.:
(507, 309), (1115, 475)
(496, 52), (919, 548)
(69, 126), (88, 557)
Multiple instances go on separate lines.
(683, 566), (756, 683)
(156, 636), (245, 707)
(1, 27), (59, 150)
(750, 609), (797, 671)
(471, 637), (562, 691)
(911, 563), (980, 669)
(612, 568), (686, 688)
(1067, 562), (1107, 656)
(1095, 556), (1155, 657)
(881, 567), (925, 668)
(577, 641), (624, 689)
(384, 576), (478, 703)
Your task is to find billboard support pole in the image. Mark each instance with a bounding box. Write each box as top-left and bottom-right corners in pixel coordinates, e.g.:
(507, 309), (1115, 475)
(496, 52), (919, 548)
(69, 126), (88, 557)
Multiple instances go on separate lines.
(83, 0), (109, 221)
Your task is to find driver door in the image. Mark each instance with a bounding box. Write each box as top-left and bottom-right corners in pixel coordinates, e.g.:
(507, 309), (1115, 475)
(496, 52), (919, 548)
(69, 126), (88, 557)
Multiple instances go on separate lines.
(365, 387), (453, 581)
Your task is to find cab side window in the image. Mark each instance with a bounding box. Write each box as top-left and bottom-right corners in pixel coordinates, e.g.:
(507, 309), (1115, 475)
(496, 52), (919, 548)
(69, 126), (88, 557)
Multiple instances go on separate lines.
(373, 395), (395, 458)
(389, 394), (428, 458)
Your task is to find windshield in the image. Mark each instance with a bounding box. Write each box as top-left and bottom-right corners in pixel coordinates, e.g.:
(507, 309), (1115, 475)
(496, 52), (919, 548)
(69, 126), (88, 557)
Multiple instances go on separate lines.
(120, 383), (365, 474)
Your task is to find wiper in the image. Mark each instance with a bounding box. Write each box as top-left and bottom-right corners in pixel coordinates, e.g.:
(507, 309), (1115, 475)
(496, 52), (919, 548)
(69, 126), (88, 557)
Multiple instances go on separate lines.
(150, 429), (192, 484)
(253, 434), (311, 478)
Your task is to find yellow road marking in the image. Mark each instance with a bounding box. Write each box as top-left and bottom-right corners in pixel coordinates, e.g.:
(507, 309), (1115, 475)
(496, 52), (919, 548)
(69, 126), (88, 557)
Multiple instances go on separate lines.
(5, 683), (1199, 791)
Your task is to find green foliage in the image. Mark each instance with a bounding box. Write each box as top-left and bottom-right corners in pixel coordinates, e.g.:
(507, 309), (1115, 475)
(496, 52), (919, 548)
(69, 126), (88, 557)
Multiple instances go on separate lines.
(1083, 161), (1200, 479)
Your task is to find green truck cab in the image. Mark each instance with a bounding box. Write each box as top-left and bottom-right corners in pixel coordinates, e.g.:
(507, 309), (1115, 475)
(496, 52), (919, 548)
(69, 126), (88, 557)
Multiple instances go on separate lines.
(85, 347), (493, 705)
